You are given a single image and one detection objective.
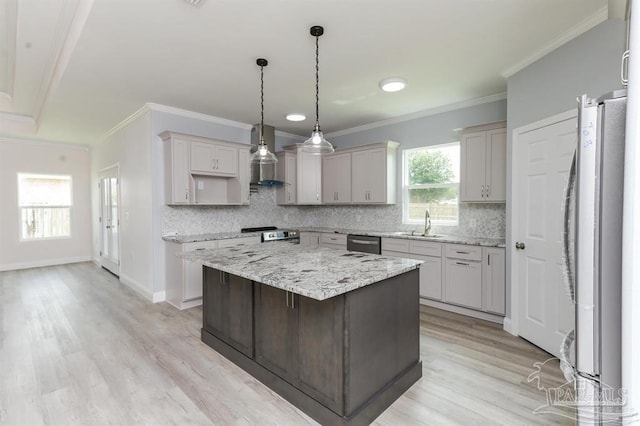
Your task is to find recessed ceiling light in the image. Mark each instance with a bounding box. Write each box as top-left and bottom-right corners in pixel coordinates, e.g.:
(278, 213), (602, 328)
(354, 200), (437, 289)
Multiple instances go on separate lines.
(379, 77), (407, 92)
(286, 113), (306, 122)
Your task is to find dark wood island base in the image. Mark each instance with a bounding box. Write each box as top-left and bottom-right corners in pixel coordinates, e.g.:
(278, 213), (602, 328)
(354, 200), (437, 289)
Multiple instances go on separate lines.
(201, 267), (422, 425)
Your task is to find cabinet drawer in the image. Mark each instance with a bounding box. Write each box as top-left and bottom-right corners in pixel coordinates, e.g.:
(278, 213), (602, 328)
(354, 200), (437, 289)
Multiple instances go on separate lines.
(381, 238), (410, 253)
(182, 240), (218, 252)
(445, 244), (482, 261)
(319, 233), (347, 245)
(218, 236), (261, 248)
(409, 240), (442, 257)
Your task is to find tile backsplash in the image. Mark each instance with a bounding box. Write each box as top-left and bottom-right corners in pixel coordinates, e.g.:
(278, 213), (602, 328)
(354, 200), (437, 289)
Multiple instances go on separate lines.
(162, 187), (505, 238)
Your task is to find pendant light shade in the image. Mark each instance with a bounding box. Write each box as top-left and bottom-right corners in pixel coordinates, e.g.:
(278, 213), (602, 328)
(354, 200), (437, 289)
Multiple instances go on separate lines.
(301, 26), (334, 155)
(252, 58), (277, 165)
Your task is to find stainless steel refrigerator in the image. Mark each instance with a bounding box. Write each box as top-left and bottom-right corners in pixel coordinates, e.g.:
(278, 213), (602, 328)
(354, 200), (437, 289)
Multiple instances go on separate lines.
(561, 90), (626, 424)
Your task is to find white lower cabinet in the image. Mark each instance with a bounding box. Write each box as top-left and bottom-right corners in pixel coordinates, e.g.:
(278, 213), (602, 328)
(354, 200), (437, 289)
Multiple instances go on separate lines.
(482, 247), (506, 315)
(165, 236), (260, 310)
(299, 232), (320, 248)
(382, 238), (505, 319)
(318, 233), (347, 250)
(382, 238), (443, 300)
(443, 258), (483, 310)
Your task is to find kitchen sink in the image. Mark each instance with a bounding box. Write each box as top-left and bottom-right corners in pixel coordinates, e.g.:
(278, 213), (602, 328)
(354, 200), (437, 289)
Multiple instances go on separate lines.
(391, 231), (444, 238)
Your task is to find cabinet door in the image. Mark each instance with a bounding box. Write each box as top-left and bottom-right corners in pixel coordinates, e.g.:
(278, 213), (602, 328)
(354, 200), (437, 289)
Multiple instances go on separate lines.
(297, 294), (345, 414)
(285, 154), (297, 204)
(238, 148), (250, 204)
(214, 145), (238, 176)
(297, 151), (321, 204)
(226, 274), (254, 356)
(351, 150), (369, 203)
(168, 138), (191, 204)
(366, 148), (387, 203)
(460, 131), (487, 202)
(322, 153), (351, 203)
(443, 258), (482, 309)
(190, 141), (216, 173)
(486, 129), (507, 202)
(482, 248), (505, 315)
(254, 284), (298, 383)
(203, 268), (226, 336)
(419, 256), (442, 300)
(299, 232), (319, 248)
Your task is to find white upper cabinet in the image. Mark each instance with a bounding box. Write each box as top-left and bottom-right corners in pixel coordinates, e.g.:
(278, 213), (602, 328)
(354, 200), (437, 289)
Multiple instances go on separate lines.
(190, 140), (238, 176)
(460, 123), (506, 202)
(276, 151), (297, 205)
(296, 148), (322, 205)
(161, 131), (248, 206)
(164, 135), (191, 204)
(322, 152), (351, 204)
(351, 142), (398, 204)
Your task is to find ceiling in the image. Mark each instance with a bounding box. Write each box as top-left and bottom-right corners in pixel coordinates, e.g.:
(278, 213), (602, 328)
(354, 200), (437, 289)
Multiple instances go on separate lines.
(0, 0), (617, 145)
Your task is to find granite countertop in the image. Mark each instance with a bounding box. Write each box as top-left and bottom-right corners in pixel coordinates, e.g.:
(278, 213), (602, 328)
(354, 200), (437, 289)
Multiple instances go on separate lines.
(299, 227), (506, 248)
(179, 242), (422, 301)
(163, 227), (505, 248)
(162, 230), (263, 243)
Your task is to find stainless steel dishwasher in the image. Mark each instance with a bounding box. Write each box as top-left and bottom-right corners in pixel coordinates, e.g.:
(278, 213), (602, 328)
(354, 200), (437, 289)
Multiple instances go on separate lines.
(346, 234), (381, 254)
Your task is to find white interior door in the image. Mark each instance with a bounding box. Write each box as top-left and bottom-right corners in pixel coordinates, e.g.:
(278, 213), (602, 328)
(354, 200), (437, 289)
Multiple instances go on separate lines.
(99, 166), (120, 276)
(513, 113), (576, 357)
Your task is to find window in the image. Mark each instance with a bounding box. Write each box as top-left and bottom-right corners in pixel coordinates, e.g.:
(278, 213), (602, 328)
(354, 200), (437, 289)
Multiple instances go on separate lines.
(403, 143), (460, 225)
(18, 173), (72, 240)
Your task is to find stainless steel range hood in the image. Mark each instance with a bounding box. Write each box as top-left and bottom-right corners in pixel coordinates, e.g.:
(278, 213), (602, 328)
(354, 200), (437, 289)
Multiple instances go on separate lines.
(250, 124), (283, 186)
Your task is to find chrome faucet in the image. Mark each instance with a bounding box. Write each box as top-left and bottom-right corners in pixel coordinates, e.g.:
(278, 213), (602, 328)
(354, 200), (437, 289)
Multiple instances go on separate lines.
(424, 209), (432, 236)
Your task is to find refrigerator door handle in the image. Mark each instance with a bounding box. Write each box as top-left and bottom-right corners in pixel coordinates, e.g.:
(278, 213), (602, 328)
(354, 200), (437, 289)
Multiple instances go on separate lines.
(562, 150), (577, 303)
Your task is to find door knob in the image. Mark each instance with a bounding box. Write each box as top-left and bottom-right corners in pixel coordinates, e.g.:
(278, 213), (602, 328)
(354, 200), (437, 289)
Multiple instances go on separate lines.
(515, 242), (525, 250)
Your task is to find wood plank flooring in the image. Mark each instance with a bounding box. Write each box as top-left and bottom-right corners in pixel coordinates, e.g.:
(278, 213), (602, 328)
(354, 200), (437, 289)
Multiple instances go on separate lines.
(0, 262), (574, 425)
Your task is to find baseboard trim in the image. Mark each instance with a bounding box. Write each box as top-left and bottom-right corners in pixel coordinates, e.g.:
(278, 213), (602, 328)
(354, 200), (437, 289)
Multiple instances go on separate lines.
(0, 256), (92, 272)
(419, 298), (505, 324)
(152, 291), (166, 303)
(502, 317), (517, 336)
(119, 273), (154, 301)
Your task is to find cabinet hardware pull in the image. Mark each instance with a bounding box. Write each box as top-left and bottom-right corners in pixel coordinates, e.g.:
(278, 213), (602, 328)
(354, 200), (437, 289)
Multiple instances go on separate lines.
(291, 292), (295, 309)
(185, 190), (188, 200)
(481, 185), (485, 197)
(488, 253), (491, 265)
(456, 251), (470, 254)
(456, 262), (470, 266)
(285, 291), (289, 308)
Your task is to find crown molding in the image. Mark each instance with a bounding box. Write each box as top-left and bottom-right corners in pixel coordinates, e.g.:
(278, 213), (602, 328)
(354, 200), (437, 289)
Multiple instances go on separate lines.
(275, 130), (306, 141)
(147, 103), (252, 130)
(501, 6), (609, 78)
(102, 102), (253, 141)
(0, 134), (89, 150)
(326, 92), (507, 138)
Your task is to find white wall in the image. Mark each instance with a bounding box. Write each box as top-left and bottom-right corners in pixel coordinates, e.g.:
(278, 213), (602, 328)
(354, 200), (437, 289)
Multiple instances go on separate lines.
(0, 138), (92, 270)
(91, 110), (157, 300)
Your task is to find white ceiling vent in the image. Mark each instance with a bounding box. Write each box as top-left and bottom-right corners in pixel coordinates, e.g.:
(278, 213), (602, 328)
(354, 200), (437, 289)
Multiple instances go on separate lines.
(184, 0), (205, 7)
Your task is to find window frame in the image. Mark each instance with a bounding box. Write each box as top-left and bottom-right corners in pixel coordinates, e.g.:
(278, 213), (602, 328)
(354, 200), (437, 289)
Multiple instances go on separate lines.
(402, 143), (460, 226)
(17, 173), (73, 242)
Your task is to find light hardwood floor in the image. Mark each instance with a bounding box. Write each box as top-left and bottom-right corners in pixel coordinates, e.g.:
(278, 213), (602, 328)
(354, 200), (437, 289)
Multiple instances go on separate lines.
(0, 262), (574, 425)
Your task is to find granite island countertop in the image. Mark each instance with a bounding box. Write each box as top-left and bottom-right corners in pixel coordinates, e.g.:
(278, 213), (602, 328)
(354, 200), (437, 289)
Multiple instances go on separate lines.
(179, 241), (422, 301)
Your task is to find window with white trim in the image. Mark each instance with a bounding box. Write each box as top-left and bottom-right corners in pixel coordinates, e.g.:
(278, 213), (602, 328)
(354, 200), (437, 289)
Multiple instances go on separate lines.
(18, 173), (72, 240)
(403, 143), (460, 225)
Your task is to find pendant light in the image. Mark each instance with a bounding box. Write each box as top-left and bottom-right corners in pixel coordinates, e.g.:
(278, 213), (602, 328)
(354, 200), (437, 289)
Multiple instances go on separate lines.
(251, 58), (277, 165)
(301, 25), (335, 155)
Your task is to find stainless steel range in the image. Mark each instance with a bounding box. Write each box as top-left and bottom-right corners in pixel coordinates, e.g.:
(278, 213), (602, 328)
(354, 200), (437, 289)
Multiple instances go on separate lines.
(241, 227), (299, 243)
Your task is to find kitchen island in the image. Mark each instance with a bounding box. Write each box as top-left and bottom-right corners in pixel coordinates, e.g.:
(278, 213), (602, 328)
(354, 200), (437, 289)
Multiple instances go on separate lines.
(181, 242), (423, 426)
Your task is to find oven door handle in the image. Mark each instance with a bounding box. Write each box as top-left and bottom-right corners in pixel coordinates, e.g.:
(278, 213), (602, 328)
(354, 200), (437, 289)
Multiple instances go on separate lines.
(349, 239), (379, 245)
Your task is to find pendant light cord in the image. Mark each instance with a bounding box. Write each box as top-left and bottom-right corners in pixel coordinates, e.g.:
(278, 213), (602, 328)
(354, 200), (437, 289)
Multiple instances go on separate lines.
(315, 34), (320, 128)
(260, 64), (265, 140)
